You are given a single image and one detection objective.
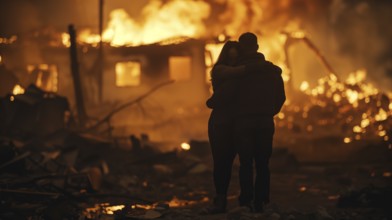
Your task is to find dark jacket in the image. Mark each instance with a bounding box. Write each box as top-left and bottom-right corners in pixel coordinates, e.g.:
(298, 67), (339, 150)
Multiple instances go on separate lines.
(208, 52), (285, 118)
(234, 53), (286, 117)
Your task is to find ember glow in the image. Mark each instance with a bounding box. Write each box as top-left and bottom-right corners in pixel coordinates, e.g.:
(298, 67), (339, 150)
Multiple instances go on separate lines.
(84, 203), (125, 218)
(181, 142), (191, 151)
(328, 195), (340, 200)
(12, 85), (25, 95)
(343, 137), (352, 144)
(105, 205), (126, 214)
(131, 204), (154, 210)
(280, 68), (392, 144)
(0, 35), (17, 44)
(299, 186), (307, 192)
(168, 196), (209, 207)
(83, 196), (209, 218)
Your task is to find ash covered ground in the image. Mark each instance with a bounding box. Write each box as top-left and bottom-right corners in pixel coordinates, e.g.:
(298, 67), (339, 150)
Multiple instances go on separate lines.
(1, 133), (391, 220)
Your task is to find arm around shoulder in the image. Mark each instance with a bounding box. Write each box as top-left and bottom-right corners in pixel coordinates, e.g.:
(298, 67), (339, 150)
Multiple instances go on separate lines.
(211, 65), (246, 80)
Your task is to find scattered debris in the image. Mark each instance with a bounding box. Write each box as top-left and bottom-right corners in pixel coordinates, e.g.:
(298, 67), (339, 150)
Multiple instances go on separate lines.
(0, 84), (70, 139)
(337, 185), (392, 209)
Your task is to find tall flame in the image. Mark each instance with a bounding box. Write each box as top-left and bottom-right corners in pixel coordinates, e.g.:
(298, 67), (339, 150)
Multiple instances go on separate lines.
(71, 0), (210, 47)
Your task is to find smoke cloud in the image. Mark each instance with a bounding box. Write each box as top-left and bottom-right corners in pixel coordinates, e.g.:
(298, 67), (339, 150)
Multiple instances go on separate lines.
(330, 0), (392, 91)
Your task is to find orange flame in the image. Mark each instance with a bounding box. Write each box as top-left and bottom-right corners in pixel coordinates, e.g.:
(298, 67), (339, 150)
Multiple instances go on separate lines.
(64, 1), (210, 47)
(168, 196), (209, 208)
(12, 85), (25, 95)
(181, 142), (191, 151)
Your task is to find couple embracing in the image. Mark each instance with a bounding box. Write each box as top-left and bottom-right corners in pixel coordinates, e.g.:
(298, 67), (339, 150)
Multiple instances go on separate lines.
(204, 32), (286, 214)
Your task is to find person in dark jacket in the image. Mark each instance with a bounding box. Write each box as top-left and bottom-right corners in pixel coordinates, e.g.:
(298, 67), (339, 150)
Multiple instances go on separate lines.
(233, 32), (285, 212)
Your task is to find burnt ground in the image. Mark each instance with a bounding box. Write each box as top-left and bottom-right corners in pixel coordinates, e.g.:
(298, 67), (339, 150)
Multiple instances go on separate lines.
(108, 147), (392, 220)
(1, 138), (391, 220)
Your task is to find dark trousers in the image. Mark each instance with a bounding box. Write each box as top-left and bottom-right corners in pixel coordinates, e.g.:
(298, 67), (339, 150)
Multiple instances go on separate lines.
(234, 116), (274, 206)
(208, 111), (237, 196)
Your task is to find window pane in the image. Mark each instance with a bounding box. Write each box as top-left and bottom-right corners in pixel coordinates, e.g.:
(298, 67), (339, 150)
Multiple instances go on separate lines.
(169, 56), (191, 81)
(27, 64), (58, 92)
(115, 61), (141, 86)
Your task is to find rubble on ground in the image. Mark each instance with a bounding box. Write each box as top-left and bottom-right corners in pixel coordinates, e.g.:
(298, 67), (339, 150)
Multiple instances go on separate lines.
(275, 71), (391, 149)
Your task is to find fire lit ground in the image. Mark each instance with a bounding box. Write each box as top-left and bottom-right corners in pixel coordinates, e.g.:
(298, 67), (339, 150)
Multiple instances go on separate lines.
(0, 0), (391, 219)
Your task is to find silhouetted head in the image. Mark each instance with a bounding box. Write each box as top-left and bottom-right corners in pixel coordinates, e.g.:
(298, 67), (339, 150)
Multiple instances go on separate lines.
(238, 32), (258, 54)
(215, 40), (240, 66)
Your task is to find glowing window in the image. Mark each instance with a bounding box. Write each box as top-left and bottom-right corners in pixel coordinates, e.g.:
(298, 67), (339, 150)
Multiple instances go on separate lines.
(115, 61), (141, 86)
(169, 56), (191, 81)
(27, 64), (58, 92)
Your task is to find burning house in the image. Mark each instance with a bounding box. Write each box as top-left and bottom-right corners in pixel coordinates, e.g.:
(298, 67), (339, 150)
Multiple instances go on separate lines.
(0, 34), (212, 140)
(0, 1), (218, 142)
(0, 0), (391, 149)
